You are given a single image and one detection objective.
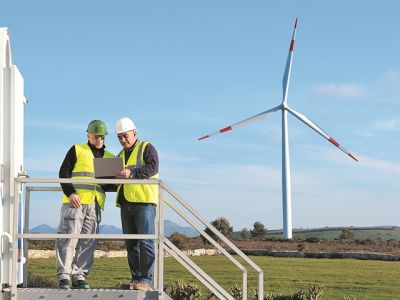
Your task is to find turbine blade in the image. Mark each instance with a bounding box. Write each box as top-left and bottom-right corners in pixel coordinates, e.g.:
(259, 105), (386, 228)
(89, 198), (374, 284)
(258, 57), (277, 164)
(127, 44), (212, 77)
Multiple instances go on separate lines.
(286, 106), (358, 161)
(282, 17), (298, 104)
(198, 105), (281, 140)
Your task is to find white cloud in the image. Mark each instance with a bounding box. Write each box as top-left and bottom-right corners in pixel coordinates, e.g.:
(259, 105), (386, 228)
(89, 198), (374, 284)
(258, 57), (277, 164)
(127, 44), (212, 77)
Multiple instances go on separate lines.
(308, 145), (400, 176)
(373, 119), (400, 132)
(357, 155), (400, 175)
(381, 70), (400, 82)
(353, 131), (375, 138)
(312, 83), (369, 99)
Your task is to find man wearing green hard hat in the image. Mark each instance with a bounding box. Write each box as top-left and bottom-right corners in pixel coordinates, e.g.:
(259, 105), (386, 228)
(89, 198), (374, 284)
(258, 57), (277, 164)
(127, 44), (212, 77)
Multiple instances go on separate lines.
(56, 120), (114, 289)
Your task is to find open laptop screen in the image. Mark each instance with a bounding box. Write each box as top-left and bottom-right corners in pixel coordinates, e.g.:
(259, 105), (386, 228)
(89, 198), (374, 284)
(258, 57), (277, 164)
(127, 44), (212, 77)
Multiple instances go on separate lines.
(93, 157), (123, 178)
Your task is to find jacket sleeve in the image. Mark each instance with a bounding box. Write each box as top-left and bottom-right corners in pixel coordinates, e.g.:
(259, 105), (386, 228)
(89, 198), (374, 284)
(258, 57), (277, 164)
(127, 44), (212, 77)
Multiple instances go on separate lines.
(59, 145), (77, 197)
(130, 143), (159, 179)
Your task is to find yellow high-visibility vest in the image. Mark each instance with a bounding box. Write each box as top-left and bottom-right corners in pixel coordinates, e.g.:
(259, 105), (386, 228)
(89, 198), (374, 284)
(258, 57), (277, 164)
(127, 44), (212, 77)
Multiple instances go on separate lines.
(116, 141), (159, 206)
(61, 144), (114, 208)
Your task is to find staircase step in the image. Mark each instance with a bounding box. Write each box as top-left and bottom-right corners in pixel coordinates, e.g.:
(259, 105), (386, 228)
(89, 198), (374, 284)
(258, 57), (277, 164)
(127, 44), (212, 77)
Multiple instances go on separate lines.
(16, 288), (160, 300)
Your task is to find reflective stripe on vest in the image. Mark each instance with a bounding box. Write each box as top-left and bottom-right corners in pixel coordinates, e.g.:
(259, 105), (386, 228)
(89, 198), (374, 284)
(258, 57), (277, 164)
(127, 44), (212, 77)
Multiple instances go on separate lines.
(72, 184), (105, 194)
(71, 172), (95, 177)
(62, 143), (114, 208)
(116, 140), (159, 206)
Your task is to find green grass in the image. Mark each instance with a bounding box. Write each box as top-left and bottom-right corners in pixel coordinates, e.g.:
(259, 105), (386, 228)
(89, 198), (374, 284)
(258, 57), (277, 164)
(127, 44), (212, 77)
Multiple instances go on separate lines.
(28, 256), (400, 299)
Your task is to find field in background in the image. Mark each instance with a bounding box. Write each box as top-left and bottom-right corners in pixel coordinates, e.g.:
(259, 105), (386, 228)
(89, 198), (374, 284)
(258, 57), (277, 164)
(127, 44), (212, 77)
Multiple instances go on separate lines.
(263, 226), (400, 241)
(28, 256), (400, 299)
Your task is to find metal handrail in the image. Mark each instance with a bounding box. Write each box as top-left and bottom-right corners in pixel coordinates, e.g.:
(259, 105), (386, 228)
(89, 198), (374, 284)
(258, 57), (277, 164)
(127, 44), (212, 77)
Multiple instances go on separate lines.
(164, 239), (234, 300)
(19, 233), (157, 239)
(8, 177), (263, 300)
(16, 177), (160, 185)
(161, 182), (264, 300)
(164, 197), (248, 299)
(11, 177), (163, 299)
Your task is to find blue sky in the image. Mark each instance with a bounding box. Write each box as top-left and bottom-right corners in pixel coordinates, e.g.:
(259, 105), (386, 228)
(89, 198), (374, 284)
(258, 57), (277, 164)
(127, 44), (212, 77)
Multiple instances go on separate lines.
(2, 1), (399, 231)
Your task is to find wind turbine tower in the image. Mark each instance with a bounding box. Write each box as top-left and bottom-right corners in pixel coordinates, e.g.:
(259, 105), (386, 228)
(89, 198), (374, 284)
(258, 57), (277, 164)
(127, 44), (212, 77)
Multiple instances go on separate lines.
(198, 18), (358, 239)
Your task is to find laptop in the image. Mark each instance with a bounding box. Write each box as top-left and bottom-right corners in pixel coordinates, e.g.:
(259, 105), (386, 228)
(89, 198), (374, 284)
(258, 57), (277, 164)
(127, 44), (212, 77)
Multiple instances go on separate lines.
(93, 157), (123, 178)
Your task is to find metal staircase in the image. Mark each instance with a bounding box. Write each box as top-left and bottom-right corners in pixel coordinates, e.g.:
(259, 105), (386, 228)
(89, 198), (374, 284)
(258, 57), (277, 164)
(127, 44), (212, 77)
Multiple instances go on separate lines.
(0, 177), (263, 300)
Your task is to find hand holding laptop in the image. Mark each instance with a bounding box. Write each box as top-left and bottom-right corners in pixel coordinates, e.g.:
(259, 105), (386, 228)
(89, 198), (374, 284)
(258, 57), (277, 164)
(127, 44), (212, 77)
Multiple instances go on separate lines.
(116, 168), (132, 179)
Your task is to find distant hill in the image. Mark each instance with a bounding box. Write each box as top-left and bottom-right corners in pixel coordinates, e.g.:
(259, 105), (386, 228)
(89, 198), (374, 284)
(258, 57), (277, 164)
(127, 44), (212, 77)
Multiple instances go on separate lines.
(99, 225), (122, 234)
(30, 224), (58, 233)
(164, 220), (198, 237)
(30, 220), (198, 237)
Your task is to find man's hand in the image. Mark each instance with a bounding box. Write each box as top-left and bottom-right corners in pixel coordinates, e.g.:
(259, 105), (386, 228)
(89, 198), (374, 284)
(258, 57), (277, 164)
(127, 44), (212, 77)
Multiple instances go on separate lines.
(69, 193), (81, 208)
(116, 168), (132, 179)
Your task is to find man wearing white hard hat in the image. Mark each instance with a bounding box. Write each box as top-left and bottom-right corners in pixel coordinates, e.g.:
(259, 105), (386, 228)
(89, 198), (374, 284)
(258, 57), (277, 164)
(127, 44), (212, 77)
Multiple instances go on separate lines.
(114, 117), (159, 291)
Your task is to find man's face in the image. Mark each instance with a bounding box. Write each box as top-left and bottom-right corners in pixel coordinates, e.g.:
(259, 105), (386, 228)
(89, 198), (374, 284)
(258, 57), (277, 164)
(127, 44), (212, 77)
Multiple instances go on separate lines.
(87, 133), (105, 149)
(117, 130), (136, 149)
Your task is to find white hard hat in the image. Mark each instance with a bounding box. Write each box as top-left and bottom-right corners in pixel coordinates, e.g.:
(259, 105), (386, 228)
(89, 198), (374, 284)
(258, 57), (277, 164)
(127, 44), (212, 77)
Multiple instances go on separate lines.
(115, 117), (136, 134)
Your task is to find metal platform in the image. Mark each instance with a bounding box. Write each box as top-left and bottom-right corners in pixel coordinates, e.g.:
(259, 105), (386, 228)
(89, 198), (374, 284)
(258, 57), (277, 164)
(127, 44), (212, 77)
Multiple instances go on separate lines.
(12, 288), (162, 300)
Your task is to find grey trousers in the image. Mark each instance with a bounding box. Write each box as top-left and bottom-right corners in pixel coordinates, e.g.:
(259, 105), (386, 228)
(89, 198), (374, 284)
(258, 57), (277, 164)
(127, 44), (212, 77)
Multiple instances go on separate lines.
(56, 203), (100, 282)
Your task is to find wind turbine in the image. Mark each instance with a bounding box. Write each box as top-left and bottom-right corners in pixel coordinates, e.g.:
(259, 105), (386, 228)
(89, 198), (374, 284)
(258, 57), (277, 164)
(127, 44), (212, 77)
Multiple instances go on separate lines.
(198, 18), (358, 239)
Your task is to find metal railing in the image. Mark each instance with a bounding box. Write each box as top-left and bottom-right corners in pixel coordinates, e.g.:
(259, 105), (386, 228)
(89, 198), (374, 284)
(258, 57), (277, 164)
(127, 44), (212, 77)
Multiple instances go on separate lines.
(8, 177), (263, 300)
(160, 181), (263, 300)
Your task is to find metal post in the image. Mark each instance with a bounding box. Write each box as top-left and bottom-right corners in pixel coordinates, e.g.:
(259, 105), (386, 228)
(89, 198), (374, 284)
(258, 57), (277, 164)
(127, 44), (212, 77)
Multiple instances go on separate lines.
(11, 178), (19, 298)
(153, 196), (159, 289)
(157, 182), (164, 296)
(22, 186), (30, 287)
(258, 271), (264, 300)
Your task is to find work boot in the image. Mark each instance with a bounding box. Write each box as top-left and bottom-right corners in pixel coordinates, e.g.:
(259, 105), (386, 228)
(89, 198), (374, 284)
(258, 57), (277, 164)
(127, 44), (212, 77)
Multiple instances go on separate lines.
(72, 279), (90, 289)
(128, 280), (139, 290)
(130, 280), (154, 291)
(58, 279), (70, 289)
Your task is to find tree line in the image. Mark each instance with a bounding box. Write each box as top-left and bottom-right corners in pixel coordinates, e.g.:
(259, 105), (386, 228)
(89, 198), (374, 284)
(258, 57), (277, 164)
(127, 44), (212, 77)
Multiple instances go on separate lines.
(169, 216), (357, 250)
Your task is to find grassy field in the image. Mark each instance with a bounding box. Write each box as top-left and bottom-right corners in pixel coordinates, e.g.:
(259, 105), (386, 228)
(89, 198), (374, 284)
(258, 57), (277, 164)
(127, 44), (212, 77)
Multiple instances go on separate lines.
(28, 255), (400, 299)
(292, 229), (400, 241)
(229, 227), (400, 241)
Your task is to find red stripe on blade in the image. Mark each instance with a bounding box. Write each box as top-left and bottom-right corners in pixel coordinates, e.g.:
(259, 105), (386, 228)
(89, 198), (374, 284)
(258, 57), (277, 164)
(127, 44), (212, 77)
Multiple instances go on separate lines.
(198, 135), (210, 140)
(220, 126), (232, 133)
(289, 40), (295, 51)
(348, 153), (358, 162)
(328, 137), (340, 147)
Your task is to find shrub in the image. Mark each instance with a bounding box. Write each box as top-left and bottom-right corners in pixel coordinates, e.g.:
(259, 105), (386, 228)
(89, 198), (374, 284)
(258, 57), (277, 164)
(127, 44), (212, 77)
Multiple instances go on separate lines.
(240, 228), (251, 241)
(253, 284), (327, 300)
(308, 285), (327, 300)
(305, 237), (322, 243)
(97, 241), (125, 251)
(202, 217), (233, 245)
(339, 229), (354, 240)
(230, 283), (243, 299)
(164, 280), (202, 300)
(169, 232), (191, 250)
(250, 221), (267, 240)
(28, 240), (55, 250)
(27, 271), (57, 287)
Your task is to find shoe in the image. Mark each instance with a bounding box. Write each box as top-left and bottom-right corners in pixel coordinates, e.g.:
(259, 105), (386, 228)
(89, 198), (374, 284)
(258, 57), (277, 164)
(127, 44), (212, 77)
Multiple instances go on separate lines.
(129, 280), (139, 290)
(72, 279), (90, 289)
(58, 279), (70, 289)
(130, 280), (154, 291)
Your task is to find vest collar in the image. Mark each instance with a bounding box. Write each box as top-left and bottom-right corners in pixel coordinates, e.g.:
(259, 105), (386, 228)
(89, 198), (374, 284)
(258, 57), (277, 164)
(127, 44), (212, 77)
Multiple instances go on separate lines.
(125, 139), (139, 153)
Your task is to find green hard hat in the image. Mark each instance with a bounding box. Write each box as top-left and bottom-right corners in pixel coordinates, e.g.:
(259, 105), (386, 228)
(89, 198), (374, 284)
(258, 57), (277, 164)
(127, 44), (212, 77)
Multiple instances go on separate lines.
(87, 120), (108, 136)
